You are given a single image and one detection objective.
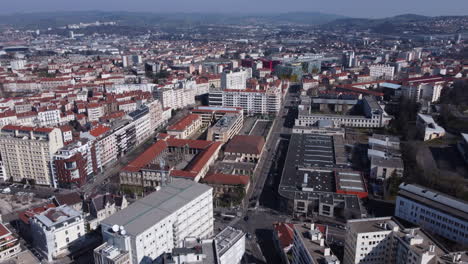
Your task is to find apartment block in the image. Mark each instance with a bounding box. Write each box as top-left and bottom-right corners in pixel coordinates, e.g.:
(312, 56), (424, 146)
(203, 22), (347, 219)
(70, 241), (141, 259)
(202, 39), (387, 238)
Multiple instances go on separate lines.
(343, 216), (467, 264)
(30, 205), (85, 261)
(0, 125), (64, 186)
(395, 183), (468, 245)
(95, 179), (214, 264)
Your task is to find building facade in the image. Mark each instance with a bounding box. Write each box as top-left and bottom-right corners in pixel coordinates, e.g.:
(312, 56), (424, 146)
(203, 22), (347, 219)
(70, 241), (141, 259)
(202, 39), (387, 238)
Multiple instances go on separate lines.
(395, 183), (468, 245)
(0, 125), (64, 186)
(95, 179), (214, 264)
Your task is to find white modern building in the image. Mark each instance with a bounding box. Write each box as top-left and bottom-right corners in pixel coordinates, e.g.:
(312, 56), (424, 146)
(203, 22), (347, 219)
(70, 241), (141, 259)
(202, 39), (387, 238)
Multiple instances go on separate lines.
(369, 64), (395, 80)
(206, 112), (243, 142)
(344, 216), (468, 264)
(209, 83), (282, 115)
(30, 205), (85, 261)
(416, 114), (445, 141)
(221, 68), (252, 90)
(395, 183), (468, 245)
(95, 179), (214, 264)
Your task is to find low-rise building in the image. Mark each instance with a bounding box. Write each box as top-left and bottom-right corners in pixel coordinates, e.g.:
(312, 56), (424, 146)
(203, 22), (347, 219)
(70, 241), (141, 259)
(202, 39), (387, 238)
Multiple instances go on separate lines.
(224, 135), (265, 163)
(416, 114), (445, 141)
(30, 205), (85, 261)
(206, 112), (243, 142)
(272, 222), (295, 264)
(84, 193), (128, 230)
(167, 114), (203, 139)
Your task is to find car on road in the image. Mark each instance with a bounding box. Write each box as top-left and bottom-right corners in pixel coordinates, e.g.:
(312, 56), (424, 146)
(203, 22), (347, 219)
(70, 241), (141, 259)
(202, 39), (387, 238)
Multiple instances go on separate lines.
(243, 216), (249, 221)
(246, 233), (252, 239)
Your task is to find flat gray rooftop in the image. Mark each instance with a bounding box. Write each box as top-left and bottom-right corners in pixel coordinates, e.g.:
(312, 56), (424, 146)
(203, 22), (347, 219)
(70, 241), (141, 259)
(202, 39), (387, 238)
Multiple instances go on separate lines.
(101, 178), (212, 236)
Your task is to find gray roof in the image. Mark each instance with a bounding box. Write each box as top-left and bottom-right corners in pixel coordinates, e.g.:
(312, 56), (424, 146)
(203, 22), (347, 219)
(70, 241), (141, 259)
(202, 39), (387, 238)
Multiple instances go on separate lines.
(398, 183), (468, 220)
(101, 179), (212, 236)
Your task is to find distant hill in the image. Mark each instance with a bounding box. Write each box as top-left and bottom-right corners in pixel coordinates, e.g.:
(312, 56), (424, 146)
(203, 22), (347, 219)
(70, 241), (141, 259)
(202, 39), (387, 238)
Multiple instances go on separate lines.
(323, 14), (468, 34)
(0, 11), (346, 29)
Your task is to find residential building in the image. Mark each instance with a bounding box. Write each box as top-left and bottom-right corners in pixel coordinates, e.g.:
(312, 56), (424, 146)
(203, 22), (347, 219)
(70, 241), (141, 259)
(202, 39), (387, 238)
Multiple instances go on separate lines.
(209, 80), (283, 115)
(0, 223), (21, 261)
(53, 138), (100, 188)
(401, 76), (445, 103)
(206, 113), (243, 142)
(167, 114), (203, 139)
(395, 183), (468, 245)
(84, 193), (128, 230)
(0, 125), (64, 186)
(272, 222), (295, 264)
(416, 114), (445, 141)
(369, 64), (395, 80)
(95, 179), (214, 264)
(457, 133), (468, 164)
(30, 205), (85, 261)
(343, 216), (468, 264)
(163, 226), (245, 264)
(368, 134), (404, 180)
(221, 68), (251, 90)
(292, 223), (340, 264)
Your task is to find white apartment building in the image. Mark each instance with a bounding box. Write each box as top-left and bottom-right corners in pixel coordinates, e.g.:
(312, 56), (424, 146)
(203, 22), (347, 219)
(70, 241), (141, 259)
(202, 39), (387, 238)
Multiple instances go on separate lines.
(344, 217), (467, 264)
(95, 179), (214, 264)
(395, 183), (468, 245)
(0, 125), (64, 186)
(37, 108), (61, 127)
(128, 107), (152, 145)
(209, 84), (282, 115)
(216, 226), (246, 264)
(87, 103), (105, 122)
(154, 86), (195, 110)
(221, 68), (252, 90)
(369, 64), (395, 80)
(401, 77), (445, 103)
(30, 205), (85, 261)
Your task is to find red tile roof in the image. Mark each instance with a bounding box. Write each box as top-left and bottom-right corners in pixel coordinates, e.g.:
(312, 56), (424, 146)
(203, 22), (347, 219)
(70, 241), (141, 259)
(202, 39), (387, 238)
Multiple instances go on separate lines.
(167, 114), (200, 131)
(89, 125), (110, 137)
(122, 140), (168, 172)
(18, 203), (56, 225)
(273, 222), (295, 249)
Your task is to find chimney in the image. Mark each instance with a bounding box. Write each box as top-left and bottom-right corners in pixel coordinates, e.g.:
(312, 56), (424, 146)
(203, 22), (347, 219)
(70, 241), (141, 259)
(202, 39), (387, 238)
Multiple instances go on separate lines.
(320, 238), (325, 247)
(310, 223), (315, 231)
(429, 244), (435, 253)
(324, 247), (331, 256)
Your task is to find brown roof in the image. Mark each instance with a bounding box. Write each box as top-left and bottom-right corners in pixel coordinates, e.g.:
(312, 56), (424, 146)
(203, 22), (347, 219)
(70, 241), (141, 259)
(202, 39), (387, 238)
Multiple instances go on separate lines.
(53, 192), (82, 207)
(224, 135), (265, 155)
(201, 173), (250, 186)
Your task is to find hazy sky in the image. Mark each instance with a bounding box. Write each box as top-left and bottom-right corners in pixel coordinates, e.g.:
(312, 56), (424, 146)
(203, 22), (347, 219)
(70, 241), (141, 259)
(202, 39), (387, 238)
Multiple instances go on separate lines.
(1, 0), (468, 18)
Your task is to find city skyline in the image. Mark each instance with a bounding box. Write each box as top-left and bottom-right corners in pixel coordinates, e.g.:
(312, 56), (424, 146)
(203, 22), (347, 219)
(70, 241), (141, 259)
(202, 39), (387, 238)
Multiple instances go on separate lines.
(1, 0), (468, 18)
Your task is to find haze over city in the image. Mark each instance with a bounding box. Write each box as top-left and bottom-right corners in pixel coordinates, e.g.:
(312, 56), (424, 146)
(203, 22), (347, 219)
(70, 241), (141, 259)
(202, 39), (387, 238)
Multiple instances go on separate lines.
(0, 2), (467, 264)
(1, 0), (468, 17)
